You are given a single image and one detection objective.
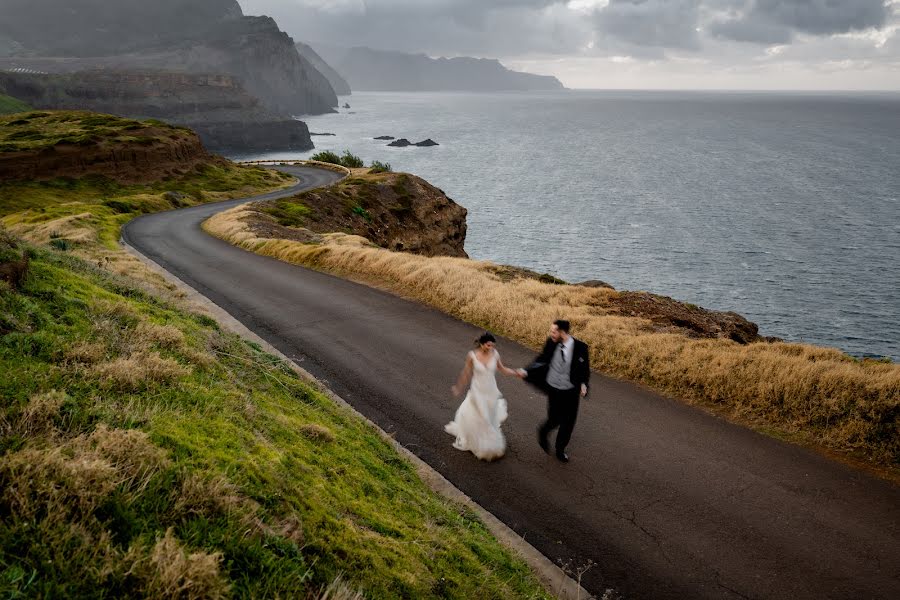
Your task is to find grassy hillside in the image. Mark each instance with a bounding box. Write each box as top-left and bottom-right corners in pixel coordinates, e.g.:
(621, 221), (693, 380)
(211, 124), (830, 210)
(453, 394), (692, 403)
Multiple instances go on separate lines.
(0, 112), (551, 598)
(0, 94), (30, 115)
(0, 239), (548, 598)
(0, 110), (191, 152)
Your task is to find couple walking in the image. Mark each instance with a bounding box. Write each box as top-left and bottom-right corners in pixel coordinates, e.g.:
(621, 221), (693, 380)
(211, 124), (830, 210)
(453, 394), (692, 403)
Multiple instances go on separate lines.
(445, 320), (590, 463)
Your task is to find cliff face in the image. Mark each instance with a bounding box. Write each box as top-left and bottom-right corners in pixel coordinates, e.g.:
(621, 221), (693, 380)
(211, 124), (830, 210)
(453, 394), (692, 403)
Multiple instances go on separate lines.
(295, 42), (351, 96)
(0, 110), (217, 184)
(251, 172), (468, 258)
(320, 46), (564, 92)
(0, 0), (338, 117)
(0, 71), (313, 153)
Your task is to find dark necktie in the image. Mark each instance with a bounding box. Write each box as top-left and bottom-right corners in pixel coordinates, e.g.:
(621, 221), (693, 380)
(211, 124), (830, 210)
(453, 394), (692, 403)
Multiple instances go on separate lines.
(560, 344), (566, 363)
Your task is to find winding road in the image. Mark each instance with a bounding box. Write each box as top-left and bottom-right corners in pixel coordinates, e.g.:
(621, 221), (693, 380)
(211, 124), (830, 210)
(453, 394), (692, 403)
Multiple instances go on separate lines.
(122, 165), (900, 599)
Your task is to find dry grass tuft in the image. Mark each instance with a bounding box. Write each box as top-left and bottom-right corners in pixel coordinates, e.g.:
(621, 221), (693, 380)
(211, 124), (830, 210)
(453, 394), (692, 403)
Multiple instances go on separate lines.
(206, 206), (900, 465)
(77, 424), (170, 490)
(317, 576), (364, 600)
(2, 446), (119, 520)
(126, 528), (230, 600)
(65, 340), (107, 364)
(174, 473), (250, 519)
(135, 321), (185, 349)
(17, 389), (67, 435)
(298, 423), (335, 444)
(93, 351), (190, 390)
(12, 212), (98, 245)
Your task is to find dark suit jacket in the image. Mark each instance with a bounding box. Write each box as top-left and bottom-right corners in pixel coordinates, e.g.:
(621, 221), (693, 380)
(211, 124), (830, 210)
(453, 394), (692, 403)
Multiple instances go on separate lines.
(525, 336), (590, 393)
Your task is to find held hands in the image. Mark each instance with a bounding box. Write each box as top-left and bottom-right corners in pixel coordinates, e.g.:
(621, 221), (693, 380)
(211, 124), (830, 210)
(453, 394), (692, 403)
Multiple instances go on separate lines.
(516, 368), (527, 379)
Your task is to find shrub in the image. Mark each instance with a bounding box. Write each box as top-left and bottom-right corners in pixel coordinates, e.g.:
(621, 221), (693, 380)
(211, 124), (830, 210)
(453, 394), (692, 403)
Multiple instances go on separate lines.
(310, 151), (341, 165)
(49, 238), (72, 251)
(104, 199), (134, 214)
(310, 150), (365, 169)
(339, 151), (364, 169)
(369, 160), (392, 173)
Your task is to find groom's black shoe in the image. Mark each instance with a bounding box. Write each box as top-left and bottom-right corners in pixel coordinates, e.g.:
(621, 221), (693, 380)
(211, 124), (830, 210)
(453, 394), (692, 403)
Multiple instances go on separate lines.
(537, 428), (549, 454)
(555, 450), (569, 463)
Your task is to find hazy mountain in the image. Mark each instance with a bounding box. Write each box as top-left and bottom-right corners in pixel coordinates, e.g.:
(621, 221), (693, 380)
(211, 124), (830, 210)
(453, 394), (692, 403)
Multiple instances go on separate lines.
(0, 0), (337, 116)
(296, 42), (351, 96)
(316, 46), (564, 92)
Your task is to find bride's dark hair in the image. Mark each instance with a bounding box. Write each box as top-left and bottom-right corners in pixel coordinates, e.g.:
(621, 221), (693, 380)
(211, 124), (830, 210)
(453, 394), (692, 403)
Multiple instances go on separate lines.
(475, 332), (497, 347)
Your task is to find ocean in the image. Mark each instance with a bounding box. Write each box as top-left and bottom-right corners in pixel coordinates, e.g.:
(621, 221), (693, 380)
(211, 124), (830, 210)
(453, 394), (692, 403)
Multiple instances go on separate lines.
(235, 90), (900, 361)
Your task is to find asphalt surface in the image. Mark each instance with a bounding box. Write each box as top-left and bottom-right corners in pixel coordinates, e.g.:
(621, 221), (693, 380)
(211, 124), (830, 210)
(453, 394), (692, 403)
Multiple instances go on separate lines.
(122, 165), (900, 599)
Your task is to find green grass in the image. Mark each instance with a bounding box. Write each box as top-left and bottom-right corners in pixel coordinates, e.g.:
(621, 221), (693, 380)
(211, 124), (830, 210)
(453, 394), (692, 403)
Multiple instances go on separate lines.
(0, 245), (550, 599)
(0, 110), (191, 153)
(262, 199), (312, 228)
(0, 95), (30, 116)
(1, 165), (294, 251)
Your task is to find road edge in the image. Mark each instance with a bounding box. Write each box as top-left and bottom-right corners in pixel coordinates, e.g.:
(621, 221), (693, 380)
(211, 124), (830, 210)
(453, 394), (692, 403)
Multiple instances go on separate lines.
(120, 237), (599, 600)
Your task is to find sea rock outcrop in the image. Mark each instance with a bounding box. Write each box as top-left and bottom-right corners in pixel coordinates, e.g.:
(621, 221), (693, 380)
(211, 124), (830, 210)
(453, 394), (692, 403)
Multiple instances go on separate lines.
(387, 138), (412, 147)
(250, 172), (468, 258)
(606, 291), (762, 343)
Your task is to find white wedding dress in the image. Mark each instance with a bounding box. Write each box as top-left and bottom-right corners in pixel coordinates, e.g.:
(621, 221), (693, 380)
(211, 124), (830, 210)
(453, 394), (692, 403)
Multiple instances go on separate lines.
(444, 350), (508, 461)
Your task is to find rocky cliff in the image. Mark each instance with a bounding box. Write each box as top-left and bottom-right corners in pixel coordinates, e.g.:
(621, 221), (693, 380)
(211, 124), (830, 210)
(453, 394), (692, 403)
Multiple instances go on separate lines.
(295, 42), (351, 96)
(319, 46), (564, 92)
(0, 70), (313, 153)
(248, 171), (468, 258)
(0, 0), (337, 117)
(0, 110), (218, 184)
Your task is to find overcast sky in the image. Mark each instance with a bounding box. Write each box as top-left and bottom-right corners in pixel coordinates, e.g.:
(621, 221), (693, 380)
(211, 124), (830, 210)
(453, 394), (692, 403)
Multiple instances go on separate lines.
(239, 0), (900, 90)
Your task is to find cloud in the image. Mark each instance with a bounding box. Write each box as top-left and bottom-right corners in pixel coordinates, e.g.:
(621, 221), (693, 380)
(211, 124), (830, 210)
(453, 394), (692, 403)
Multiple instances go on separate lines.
(236, 0), (900, 88)
(711, 0), (891, 44)
(593, 0), (703, 50)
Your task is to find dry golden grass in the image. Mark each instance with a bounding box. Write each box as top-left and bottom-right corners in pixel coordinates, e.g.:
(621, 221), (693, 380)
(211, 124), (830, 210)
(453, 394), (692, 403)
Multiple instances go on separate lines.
(206, 206), (900, 466)
(93, 351), (191, 390)
(14, 389), (67, 437)
(126, 528), (229, 600)
(135, 321), (185, 349)
(298, 423), (336, 443)
(17, 212), (98, 245)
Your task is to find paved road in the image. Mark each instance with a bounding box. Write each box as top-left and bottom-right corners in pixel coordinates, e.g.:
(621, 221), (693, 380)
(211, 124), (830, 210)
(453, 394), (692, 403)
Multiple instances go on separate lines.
(123, 165), (900, 599)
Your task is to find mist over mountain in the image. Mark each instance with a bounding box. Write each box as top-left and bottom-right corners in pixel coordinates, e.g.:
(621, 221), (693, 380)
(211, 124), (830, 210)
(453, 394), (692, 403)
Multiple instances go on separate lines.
(315, 45), (564, 93)
(295, 42), (351, 97)
(0, 0), (337, 116)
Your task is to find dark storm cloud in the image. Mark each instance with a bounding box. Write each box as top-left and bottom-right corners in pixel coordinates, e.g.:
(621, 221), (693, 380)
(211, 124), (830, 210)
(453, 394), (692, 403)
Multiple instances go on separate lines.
(237, 0), (584, 57)
(593, 0), (703, 50)
(711, 0), (891, 44)
(239, 1), (897, 56)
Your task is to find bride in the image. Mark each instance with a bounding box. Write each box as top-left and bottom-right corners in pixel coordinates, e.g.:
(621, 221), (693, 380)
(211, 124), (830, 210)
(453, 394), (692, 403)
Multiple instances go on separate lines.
(445, 332), (523, 461)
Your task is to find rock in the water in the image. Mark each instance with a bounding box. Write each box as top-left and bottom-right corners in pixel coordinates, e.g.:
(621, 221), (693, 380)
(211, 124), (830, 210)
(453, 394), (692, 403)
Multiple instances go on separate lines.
(310, 132), (336, 136)
(374, 135), (395, 140)
(578, 280), (615, 290)
(343, 103), (351, 108)
(387, 138), (412, 147)
(414, 138), (439, 147)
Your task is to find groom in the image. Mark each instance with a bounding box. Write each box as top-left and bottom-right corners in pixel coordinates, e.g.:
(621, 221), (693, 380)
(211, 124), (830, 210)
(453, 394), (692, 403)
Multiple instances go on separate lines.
(520, 319), (590, 463)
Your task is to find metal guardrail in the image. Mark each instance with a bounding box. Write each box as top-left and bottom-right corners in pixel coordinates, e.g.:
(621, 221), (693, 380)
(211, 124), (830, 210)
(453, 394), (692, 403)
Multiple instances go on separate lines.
(237, 159), (352, 176)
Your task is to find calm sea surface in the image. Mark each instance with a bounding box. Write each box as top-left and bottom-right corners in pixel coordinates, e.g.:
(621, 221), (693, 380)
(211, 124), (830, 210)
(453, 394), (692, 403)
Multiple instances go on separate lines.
(236, 91), (900, 361)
